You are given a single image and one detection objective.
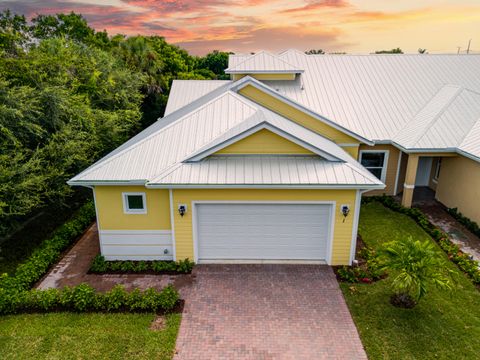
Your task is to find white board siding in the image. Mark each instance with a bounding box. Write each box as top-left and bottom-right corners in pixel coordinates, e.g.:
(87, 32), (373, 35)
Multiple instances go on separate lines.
(195, 203), (332, 263)
(99, 230), (173, 261)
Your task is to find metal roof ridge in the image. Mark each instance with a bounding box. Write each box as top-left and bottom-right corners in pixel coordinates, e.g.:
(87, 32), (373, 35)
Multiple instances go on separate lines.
(226, 50), (302, 73)
(394, 84), (463, 148)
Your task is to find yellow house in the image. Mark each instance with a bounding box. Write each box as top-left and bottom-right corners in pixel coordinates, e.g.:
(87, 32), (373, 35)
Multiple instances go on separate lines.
(69, 50), (480, 265)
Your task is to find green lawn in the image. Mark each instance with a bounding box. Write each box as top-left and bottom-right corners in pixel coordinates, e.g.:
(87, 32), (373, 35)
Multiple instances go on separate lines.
(341, 201), (480, 359)
(0, 312), (181, 360)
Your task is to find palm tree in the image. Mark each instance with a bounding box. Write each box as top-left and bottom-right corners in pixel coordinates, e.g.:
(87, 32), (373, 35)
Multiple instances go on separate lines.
(380, 236), (453, 308)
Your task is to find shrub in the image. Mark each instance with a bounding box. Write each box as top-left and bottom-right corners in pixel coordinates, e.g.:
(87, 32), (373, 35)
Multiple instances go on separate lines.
(447, 207), (480, 238)
(364, 195), (480, 286)
(0, 201), (96, 292)
(0, 284), (179, 315)
(88, 255), (195, 274)
(380, 236), (453, 307)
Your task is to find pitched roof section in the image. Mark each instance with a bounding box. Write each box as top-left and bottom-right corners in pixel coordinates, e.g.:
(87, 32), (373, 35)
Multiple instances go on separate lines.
(226, 51), (303, 74)
(69, 91), (258, 183)
(184, 104), (354, 163)
(148, 155), (383, 188)
(393, 86), (480, 152)
(165, 80), (231, 115)
(230, 52), (480, 141)
(69, 86), (382, 189)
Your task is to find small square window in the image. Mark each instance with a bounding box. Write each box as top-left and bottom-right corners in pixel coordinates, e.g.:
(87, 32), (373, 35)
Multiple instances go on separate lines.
(123, 193), (147, 214)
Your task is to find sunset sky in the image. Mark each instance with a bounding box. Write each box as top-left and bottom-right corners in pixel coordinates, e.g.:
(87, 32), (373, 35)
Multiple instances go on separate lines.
(1, 0), (479, 55)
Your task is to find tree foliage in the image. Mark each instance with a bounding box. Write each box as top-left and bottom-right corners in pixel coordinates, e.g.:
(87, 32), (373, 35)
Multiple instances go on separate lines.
(0, 10), (231, 237)
(374, 48), (403, 54)
(305, 49), (325, 55)
(380, 236), (453, 307)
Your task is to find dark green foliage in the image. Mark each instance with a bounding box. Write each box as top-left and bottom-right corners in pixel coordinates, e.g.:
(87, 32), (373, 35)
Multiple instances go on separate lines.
(0, 201), (95, 291)
(196, 50), (231, 79)
(0, 201), (179, 315)
(0, 9), (230, 238)
(305, 49), (325, 54)
(380, 236), (453, 304)
(374, 48), (403, 54)
(336, 246), (384, 283)
(364, 195), (480, 285)
(90, 255), (194, 274)
(447, 207), (480, 238)
(0, 284), (178, 314)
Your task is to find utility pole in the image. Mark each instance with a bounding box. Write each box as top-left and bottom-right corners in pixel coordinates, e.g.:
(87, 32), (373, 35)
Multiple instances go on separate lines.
(466, 39), (472, 54)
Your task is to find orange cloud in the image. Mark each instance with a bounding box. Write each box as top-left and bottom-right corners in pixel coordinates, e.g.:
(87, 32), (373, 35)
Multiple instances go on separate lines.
(280, 0), (349, 14)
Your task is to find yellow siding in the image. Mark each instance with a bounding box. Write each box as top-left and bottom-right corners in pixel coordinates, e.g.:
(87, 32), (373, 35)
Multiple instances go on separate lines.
(239, 85), (359, 144)
(172, 189), (357, 265)
(342, 145), (359, 159)
(360, 144), (400, 196)
(436, 156), (480, 224)
(94, 186), (171, 230)
(216, 129), (314, 155)
(232, 73), (296, 81)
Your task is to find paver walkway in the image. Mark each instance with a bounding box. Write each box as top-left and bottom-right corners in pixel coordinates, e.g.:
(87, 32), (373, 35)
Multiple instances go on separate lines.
(36, 223), (191, 291)
(175, 265), (367, 360)
(412, 190), (480, 264)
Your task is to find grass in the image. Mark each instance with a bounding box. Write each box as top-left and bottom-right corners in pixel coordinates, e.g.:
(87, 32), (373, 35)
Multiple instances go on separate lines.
(0, 312), (181, 359)
(341, 201), (480, 359)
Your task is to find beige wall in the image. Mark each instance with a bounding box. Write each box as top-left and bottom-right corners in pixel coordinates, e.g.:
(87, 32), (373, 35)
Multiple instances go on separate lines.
(436, 155), (480, 224)
(428, 158), (441, 191)
(359, 144), (401, 196)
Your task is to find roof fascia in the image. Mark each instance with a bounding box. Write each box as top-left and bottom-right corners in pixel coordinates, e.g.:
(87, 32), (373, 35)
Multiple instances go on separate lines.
(67, 180), (147, 187)
(145, 183), (386, 190)
(226, 70), (304, 74)
(231, 76), (374, 145)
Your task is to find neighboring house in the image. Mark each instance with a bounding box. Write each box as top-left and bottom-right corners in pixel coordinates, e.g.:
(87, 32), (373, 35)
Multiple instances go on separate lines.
(69, 50), (480, 265)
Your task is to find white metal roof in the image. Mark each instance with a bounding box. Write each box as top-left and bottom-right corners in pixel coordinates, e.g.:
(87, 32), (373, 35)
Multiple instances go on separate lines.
(229, 52), (480, 141)
(69, 86), (382, 188)
(165, 80), (231, 115)
(393, 85), (480, 151)
(148, 155), (382, 188)
(226, 51), (303, 74)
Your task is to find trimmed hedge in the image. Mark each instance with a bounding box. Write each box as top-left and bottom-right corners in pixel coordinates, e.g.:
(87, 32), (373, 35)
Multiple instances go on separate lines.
(90, 255), (194, 274)
(447, 207), (480, 239)
(364, 196), (480, 285)
(0, 284), (179, 315)
(0, 201), (180, 315)
(0, 201), (96, 292)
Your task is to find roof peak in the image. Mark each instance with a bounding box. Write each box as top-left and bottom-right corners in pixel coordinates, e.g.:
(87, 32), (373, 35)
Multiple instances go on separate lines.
(226, 51), (303, 74)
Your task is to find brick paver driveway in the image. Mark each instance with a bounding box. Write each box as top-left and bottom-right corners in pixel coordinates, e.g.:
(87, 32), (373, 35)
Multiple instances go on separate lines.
(175, 265), (366, 360)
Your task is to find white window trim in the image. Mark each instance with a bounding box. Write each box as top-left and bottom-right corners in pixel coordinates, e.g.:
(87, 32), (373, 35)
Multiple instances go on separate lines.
(122, 192), (147, 214)
(359, 150), (389, 183)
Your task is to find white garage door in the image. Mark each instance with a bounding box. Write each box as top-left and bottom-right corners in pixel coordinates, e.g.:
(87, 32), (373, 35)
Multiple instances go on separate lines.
(196, 203), (332, 263)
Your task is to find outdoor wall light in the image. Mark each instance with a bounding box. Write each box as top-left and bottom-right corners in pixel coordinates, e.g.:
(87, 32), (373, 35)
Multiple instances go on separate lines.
(178, 204), (187, 217)
(341, 204), (350, 222)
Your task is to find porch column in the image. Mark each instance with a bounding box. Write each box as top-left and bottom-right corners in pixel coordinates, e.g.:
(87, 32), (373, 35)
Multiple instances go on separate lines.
(401, 154), (419, 207)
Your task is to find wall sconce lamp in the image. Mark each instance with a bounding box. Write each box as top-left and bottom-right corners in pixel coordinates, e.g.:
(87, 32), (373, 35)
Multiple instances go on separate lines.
(341, 204), (350, 223)
(178, 204), (187, 217)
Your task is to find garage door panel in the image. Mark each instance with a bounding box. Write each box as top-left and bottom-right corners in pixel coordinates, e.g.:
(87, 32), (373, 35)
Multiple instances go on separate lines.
(196, 203), (331, 261)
